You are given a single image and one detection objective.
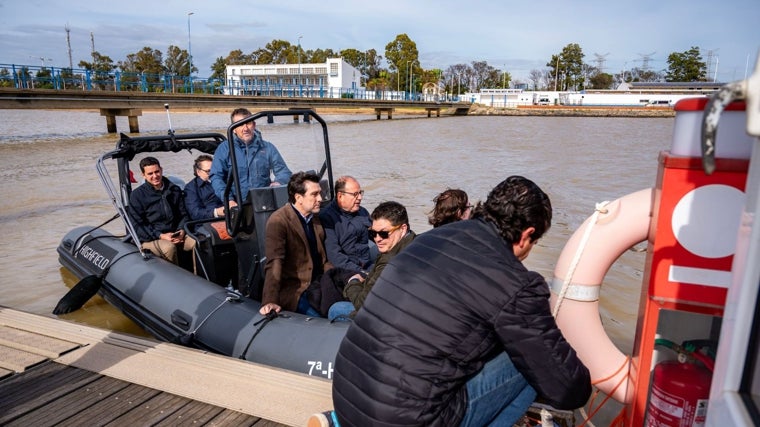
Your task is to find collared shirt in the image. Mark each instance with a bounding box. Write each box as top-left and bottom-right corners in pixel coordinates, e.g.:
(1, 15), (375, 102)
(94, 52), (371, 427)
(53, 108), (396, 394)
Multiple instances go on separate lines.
(291, 204), (322, 281)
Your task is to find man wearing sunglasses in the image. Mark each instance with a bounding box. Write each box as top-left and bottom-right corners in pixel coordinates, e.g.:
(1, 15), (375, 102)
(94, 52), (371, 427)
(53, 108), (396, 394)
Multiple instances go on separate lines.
(316, 176), (590, 427)
(328, 201), (416, 320)
(185, 154), (225, 221)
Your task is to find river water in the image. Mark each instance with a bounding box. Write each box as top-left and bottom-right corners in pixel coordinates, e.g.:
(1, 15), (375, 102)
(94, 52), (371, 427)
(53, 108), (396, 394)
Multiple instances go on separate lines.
(0, 108), (671, 359)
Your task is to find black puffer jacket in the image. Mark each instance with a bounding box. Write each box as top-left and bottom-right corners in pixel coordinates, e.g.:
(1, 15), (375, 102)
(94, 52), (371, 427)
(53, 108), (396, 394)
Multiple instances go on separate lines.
(332, 219), (591, 426)
(128, 177), (189, 242)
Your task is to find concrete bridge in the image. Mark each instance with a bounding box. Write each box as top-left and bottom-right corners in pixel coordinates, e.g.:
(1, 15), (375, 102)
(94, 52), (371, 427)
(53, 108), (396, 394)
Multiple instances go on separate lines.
(0, 88), (471, 133)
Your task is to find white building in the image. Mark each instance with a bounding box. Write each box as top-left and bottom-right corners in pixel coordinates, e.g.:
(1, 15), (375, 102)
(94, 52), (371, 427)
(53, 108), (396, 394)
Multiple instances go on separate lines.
(463, 89), (538, 107)
(224, 58), (362, 98)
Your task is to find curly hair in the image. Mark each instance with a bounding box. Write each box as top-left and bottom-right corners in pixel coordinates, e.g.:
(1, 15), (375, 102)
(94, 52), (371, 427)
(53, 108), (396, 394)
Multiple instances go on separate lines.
(428, 188), (469, 228)
(471, 176), (551, 244)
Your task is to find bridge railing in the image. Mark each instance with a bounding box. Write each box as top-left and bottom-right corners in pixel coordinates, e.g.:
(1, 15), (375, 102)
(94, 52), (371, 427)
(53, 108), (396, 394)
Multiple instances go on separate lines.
(0, 63), (467, 103)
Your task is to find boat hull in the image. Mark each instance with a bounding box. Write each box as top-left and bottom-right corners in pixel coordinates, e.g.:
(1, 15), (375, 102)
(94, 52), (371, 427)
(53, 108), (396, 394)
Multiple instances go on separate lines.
(57, 226), (348, 379)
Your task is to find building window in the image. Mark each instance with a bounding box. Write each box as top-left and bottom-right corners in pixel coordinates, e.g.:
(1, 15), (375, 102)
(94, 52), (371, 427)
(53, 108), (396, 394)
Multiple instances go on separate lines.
(330, 63), (338, 77)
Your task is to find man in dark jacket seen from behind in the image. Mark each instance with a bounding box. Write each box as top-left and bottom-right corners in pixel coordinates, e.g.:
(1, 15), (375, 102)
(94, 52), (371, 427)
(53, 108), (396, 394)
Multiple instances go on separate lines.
(315, 175), (591, 427)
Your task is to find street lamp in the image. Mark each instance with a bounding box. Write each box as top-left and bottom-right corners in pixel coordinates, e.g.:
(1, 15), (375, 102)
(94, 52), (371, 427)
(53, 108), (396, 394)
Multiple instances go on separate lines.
(297, 35), (302, 96)
(30, 56), (52, 67)
(187, 12), (194, 93)
(409, 60), (420, 100)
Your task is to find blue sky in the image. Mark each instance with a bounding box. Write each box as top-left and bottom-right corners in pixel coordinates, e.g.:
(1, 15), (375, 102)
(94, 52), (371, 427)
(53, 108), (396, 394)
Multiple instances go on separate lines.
(1, 0), (758, 83)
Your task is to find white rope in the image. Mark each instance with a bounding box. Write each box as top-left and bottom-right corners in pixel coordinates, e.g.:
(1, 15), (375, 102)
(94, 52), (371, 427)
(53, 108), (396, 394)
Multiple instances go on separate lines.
(552, 200), (611, 318)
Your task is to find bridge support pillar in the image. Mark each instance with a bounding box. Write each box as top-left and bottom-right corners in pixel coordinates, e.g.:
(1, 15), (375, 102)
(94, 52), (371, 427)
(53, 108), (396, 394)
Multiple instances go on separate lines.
(100, 108), (143, 133)
(375, 108), (393, 120)
(426, 108), (441, 118)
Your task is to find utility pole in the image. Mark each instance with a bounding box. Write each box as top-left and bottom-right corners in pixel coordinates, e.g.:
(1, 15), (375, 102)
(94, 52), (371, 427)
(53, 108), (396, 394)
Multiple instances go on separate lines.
(297, 35), (302, 96)
(90, 32), (95, 55)
(187, 12), (194, 93)
(554, 56), (559, 91)
(65, 24), (73, 69)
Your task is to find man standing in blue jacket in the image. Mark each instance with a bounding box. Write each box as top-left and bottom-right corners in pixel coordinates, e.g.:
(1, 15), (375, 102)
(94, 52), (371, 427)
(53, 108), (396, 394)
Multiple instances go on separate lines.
(210, 108), (291, 205)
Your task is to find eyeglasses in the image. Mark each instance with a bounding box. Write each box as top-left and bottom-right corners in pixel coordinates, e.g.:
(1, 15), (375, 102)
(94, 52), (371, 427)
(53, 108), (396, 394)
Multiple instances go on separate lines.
(339, 190), (365, 198)
(199, 168), (211, 174)
(368, 224), (401, 240)
(466, 204), (474, 210)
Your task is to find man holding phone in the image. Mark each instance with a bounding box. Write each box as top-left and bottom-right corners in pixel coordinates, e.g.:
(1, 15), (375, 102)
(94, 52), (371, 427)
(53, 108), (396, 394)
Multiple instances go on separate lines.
(128, 156), (195, 266)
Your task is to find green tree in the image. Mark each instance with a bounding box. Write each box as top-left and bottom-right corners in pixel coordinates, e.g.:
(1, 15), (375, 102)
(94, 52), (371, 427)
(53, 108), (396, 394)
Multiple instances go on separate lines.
(210, 56), (227, 80)
(666, 47), (706, 82)
(309, 48), (338, 63)
(164, 45), (194, 76)
(224, 49), (252, 65)
(364, 49), (383, 80)
(78, 51), (114, 73)
(589, 72), (614, 89)
(120, 47), (164, 75)
(546, 43), (585, 90)
(35, 67), (54, 89)
(385, 34), (419, 92)
(78, 51), (114, 90)
(0, 68), (11, 87)
(264, 39), (293, 64)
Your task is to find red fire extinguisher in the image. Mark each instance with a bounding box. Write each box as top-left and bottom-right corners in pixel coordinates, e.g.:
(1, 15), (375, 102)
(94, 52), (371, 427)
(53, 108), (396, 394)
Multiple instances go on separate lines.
(645, 340), (713, 427)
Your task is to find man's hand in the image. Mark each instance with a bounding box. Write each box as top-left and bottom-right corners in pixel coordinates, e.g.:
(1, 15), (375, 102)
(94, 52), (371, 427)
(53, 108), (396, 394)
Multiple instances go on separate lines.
(259, 302), (281, 315)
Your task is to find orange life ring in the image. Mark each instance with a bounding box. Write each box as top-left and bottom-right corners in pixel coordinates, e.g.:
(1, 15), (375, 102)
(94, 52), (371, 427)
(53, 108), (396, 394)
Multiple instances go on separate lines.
(551, 188), (652, 404)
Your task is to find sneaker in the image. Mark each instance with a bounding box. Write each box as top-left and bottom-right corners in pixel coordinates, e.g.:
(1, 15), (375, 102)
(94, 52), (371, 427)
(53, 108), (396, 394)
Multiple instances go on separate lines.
(307, 410), (340, 427)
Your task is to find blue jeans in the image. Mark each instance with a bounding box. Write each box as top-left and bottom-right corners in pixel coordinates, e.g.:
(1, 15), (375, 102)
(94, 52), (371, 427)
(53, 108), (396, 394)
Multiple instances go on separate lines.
(297, 292), (321, 317)
(458, 352), (536, 427)
(328, 301), (355, 321)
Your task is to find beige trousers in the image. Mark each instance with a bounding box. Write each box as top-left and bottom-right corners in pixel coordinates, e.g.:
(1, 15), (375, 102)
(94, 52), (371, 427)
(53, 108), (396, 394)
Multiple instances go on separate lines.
(141, 236), (196, 265)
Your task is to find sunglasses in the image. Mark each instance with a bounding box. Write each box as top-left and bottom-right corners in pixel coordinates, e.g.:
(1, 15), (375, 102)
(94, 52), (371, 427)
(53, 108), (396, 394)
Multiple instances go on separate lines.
(368, 224), (401, 240)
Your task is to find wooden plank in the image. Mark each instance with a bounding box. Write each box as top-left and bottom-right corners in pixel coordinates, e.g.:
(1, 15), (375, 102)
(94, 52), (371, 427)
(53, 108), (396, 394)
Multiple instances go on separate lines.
(0, 325), (81, 358)
(206, 409), (264, 426)
(103, 392), (192, 426)
(0, 366), (11, 380)
(0, 343), (47, 372)
(55, 383), (161, 427)
(0, 363), (101, 424)
(0, 308), (332, 426)
(153, 400), (226, 426)
(4, 375), (130, 426)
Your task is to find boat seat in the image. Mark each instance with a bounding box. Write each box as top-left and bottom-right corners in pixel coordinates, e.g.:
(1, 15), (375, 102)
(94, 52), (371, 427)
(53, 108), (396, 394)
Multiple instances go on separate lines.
(235, 185), (289, 299)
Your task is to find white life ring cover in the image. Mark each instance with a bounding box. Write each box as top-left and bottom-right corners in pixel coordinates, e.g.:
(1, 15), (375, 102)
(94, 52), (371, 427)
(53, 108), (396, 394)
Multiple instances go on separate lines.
(549, 278), (600, 302)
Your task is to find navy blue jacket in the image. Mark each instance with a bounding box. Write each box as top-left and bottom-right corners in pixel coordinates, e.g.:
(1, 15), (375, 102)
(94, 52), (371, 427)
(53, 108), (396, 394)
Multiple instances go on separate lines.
(332, 218), (591, 426)
(128, 177), (190, 242)
(318, 200), (372, 273)
(184, 176), (223, 221)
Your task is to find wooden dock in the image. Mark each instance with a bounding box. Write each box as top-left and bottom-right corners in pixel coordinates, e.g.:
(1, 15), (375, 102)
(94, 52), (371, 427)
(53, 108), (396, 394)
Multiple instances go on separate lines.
(0, 307), (333, 426)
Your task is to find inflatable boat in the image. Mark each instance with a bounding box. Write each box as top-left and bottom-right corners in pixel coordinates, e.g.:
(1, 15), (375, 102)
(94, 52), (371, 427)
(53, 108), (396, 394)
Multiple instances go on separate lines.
(57, 109), (349, 379)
